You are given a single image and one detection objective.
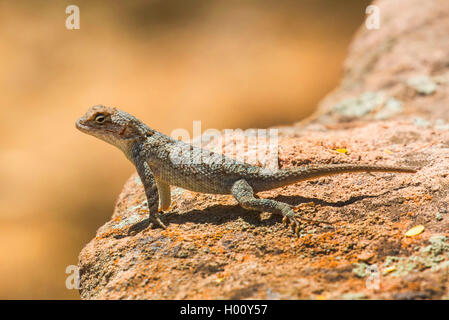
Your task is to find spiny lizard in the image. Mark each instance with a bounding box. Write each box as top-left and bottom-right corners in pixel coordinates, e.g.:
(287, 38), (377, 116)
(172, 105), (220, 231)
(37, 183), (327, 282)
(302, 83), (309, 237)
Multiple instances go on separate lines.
(76, 105), (417, 235)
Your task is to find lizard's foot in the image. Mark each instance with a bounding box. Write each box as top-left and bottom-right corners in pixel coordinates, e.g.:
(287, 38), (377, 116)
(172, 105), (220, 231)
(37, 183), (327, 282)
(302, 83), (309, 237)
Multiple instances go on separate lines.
(281, 202), (334, 235)
(149, 213), (167, 229)
(127, 212), (167, 236)
(231, 179), (305, 236)
(282, 214), (302, 236)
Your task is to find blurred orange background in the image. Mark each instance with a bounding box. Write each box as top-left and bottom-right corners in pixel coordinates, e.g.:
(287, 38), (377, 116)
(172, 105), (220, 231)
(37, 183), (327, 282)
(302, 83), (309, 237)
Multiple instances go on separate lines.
(0, 0), (370, 298)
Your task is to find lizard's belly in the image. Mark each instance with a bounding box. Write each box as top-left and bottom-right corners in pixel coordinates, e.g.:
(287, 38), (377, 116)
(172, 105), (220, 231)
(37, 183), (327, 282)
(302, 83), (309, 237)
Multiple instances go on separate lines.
(150, 162), (234, 194)
(171, 176), (230, 194)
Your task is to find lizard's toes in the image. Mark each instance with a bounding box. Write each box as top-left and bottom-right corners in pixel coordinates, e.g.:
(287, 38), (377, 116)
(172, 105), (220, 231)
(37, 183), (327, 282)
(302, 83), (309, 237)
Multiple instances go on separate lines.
(287, 216), (301, 236)
(150, 221), (167, 230)
(155, 217), (167, 229)
(289, 220), (295, 230)
(148, 213), (168, 230)
(294, 224), (301, 236)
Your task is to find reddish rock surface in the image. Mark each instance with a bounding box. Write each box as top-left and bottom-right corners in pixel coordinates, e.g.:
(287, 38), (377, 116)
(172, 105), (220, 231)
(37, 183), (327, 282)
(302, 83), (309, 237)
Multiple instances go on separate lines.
(78, 0), (449, 299)
(314, 0), (449, 124)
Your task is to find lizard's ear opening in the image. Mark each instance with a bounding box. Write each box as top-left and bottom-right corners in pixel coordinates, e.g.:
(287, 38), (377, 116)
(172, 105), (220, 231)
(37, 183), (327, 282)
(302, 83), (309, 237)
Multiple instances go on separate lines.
(119, 126), (127, 136)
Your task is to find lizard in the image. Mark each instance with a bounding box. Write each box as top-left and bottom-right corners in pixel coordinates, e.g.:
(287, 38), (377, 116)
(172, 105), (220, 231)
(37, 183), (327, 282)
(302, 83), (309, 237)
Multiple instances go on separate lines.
(76, 105), (417, 235)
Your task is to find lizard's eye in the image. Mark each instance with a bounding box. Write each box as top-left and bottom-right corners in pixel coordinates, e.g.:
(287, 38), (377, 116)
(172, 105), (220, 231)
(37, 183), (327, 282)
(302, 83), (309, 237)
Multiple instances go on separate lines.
(95, 114), (106, 124)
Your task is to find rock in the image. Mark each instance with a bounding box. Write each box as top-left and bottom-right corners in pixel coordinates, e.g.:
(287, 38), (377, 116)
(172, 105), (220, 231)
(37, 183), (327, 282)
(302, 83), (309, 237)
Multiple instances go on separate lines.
(78, 0), (449, 299)
(78, 119), (449, 299)
(313, 0), (449, 124)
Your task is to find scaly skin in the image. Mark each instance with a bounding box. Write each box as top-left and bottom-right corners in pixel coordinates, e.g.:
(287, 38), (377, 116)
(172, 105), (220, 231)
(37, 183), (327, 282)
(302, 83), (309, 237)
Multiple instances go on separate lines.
(76, 105), (417, 235)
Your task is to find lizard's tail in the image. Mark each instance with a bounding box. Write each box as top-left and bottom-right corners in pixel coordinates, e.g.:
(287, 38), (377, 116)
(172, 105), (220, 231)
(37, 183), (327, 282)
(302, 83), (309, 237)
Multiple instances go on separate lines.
(251, 164), (417, 192)
(293, 164), (417, 178)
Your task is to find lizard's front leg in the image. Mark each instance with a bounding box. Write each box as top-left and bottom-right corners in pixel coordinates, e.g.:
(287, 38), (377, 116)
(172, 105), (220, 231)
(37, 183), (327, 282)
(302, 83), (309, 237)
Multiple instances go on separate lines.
(231, 179), (302, 235)
(136, 160), (167, 229)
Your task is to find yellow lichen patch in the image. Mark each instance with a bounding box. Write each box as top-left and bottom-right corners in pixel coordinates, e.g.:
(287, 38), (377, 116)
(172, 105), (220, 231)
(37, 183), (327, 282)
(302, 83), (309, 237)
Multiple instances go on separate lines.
(405, 225), (424, 237)
(334, 148), (349, 154)
(215, 277), (224, 284)
(384, 149), (394, 154)
(383, 266), (396, 275)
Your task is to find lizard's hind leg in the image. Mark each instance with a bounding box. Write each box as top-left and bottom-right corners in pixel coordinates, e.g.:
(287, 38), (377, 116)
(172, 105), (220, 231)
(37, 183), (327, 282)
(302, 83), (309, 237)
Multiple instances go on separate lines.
(231, 179), (302, 235)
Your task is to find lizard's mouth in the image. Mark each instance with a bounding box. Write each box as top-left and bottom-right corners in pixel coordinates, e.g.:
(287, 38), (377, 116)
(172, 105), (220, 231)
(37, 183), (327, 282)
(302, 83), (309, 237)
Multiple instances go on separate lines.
(75, 118), (89, 132)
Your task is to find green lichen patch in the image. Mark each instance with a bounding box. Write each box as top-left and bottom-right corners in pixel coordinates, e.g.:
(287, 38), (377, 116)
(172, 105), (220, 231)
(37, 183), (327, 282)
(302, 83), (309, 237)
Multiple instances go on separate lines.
(332, 92), (403, 120)
(407, 76), (437, 95)
(352, 262), (369, 278)
(384, 235), (449, 276)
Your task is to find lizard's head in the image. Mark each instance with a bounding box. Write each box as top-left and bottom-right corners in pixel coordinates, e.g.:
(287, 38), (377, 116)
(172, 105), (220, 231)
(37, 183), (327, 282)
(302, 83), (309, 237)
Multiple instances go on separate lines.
(76, 105), (148, 152)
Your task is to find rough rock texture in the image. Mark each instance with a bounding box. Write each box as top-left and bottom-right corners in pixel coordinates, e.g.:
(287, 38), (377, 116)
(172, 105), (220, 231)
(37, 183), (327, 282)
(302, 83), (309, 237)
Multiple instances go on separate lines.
(313, 0), (449, 125)
(79, 0), (449, 299)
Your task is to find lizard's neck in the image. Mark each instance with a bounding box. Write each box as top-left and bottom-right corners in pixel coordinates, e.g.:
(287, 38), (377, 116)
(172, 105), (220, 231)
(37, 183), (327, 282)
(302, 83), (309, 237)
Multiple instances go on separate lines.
(116, 120), (156, 161)
(113, 116), (175, 165)
(125, 125), (166, 165)
(127, 137), (147, 164)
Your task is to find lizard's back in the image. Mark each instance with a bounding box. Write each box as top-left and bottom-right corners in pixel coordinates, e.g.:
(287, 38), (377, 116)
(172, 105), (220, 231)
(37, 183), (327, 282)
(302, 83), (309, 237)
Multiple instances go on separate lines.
(145, 134), (270, 194)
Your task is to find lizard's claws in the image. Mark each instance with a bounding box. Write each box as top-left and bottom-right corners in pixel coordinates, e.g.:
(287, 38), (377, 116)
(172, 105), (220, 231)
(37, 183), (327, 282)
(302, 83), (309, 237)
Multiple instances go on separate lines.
(149, 213), (167, 229)
(283, 213), (302, 236)
(136, 208), (168, 230)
